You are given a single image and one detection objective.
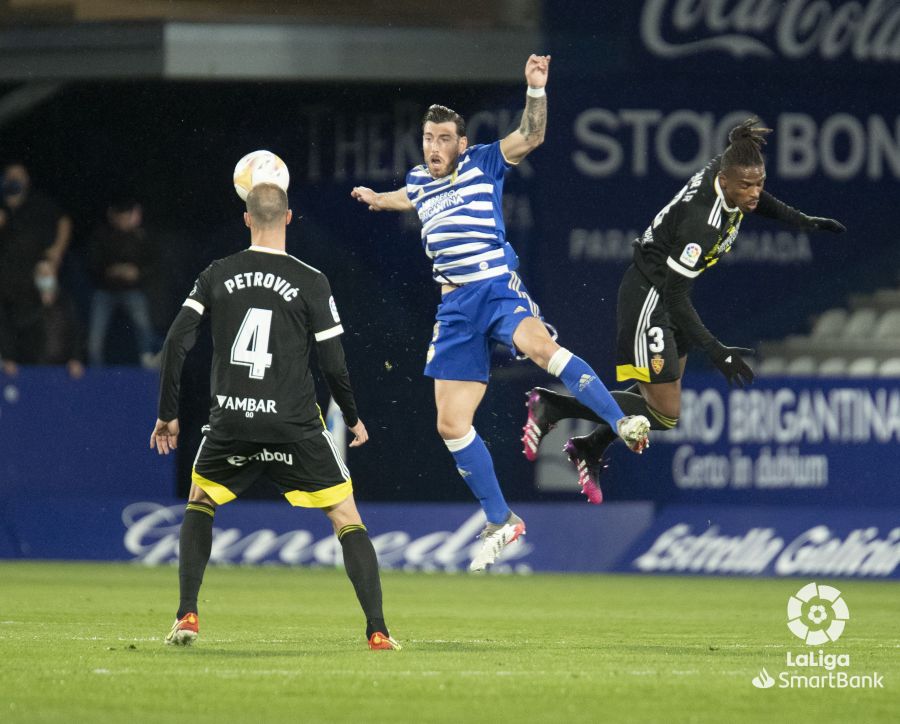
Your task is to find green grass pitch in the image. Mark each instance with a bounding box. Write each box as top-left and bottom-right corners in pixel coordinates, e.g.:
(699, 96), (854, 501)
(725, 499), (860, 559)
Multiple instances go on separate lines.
(1, 562), (896, 723)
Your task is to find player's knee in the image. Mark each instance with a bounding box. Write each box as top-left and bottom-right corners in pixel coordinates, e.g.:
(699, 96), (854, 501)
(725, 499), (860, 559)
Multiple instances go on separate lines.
(513, 319), (558, 368)
(324, 494), (362, 531)
(649, 398), (680, 422)
(640, 383), (681, 421)
(522, 339), (559, 370)
(188, 484), (216, 508)
(647, 405), (679, 430)
(437, 419), (470, 440)
(535, 345), (559, 370)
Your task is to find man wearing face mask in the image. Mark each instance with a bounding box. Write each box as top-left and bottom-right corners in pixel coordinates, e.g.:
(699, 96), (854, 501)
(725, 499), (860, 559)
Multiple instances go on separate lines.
(0, 162), (73, 375)
(33, 260), (85, 378)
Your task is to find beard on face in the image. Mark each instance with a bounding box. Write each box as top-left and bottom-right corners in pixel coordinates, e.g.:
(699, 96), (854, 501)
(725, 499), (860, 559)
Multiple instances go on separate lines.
(427, 149), (459, 178)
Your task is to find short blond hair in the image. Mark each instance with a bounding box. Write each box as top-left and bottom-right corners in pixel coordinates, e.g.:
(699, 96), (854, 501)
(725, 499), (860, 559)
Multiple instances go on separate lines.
(246, 183), (288, 227)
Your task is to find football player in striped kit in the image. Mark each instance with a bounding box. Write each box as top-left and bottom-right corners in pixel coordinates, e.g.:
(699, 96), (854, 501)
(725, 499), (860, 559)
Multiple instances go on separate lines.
(352, 55), (650, 571)
(522, 119), (845, 501)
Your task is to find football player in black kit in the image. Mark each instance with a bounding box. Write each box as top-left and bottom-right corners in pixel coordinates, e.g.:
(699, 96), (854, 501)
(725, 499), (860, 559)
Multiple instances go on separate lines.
(150, 182), (400, 650)
(521, 119), (846, 502)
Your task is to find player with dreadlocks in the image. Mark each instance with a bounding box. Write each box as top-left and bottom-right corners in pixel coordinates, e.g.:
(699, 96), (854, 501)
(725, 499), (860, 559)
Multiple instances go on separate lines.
(521, 118), (846, 502)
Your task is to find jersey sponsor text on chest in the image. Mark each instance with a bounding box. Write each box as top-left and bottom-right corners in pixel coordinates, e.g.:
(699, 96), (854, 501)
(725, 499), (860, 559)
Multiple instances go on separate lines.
(416, 188), (465, 221)
(223, 272), (299, 302)
(216, 394), (277, 414)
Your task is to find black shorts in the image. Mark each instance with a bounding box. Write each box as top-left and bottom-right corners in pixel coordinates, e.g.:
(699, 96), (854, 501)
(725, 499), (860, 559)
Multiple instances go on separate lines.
(191, 430), (352, 508)
(615, 264), (688, 384)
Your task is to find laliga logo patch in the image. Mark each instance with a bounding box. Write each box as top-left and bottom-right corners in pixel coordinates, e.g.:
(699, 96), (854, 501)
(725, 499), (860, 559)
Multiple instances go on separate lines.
(679, 243), (702, 268)
(787, 582), (849, 645)
(328, 296), (340, 323)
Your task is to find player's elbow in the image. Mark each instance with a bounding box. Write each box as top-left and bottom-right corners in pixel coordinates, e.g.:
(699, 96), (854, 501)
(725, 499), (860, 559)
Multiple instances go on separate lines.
(523, 132), (545, 152)
(318, 360), (343, 379)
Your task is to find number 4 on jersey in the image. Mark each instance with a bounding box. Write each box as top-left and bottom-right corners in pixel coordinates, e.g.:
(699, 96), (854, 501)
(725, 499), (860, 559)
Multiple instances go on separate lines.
(231, 307), (273, 379)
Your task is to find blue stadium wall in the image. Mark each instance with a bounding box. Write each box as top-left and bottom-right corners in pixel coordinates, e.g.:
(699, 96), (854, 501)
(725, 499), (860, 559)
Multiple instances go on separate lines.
(0, 2), (898, 576)
(1, 369), (896, 578)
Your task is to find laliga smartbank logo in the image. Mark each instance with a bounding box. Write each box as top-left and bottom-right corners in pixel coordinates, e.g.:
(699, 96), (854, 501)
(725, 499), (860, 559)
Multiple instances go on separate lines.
(751, 582), (884, 690)
(786, 581), (849, 645)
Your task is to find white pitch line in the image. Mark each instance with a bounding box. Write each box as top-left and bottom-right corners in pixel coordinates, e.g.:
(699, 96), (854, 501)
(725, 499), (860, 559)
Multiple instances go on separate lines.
(185, 669), (616, 679)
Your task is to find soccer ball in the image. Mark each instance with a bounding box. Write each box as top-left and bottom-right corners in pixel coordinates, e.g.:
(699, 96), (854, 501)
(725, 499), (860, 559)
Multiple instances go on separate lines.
(232, 150), (290, 201)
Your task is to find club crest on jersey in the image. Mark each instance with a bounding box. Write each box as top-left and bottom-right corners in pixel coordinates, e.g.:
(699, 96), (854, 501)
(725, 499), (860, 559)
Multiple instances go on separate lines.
(651, 354), (665, 375)
(328, 296), (340, 323)
(679, 243), (702, 268)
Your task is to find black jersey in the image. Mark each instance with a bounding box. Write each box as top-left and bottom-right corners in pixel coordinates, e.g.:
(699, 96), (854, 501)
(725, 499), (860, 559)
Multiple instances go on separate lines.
(633, 155), (743, 289)
(159, 246), (350, 443)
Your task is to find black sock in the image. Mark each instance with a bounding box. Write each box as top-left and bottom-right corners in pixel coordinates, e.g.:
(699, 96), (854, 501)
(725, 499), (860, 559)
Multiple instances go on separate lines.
(177, 502), (215, 619)
(541, 387), (604, 425)
(338, 525), (388, 638)
(613, 390), (679, 431)
(543, 386), (665, 424)
(582, 390), (678, 457)
(541, 385), (643, 424)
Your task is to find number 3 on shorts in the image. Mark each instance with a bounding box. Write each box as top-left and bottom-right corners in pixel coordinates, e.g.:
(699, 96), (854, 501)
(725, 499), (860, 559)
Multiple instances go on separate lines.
(647, 326), (665, 353)
(231, 307), (273, 379)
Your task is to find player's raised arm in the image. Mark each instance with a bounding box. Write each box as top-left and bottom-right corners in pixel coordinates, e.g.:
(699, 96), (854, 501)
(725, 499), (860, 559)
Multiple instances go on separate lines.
(754, 191), (846, 233)
(500, 54), (550, 165)
(350, 186), (414, 212)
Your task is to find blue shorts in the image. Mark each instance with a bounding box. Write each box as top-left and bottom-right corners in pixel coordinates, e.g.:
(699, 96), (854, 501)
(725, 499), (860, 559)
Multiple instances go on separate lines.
(424, 271), (543, 382)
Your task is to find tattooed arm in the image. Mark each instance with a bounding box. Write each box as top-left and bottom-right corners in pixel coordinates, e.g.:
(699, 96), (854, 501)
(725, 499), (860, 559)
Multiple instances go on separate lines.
(500, 54), (551, 164)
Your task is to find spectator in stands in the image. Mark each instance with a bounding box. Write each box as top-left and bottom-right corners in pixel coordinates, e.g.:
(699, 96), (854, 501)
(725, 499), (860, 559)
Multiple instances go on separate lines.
(0, 161), (73, 374)
(87, 197), (159, 367)
(33, 260), (85, 378)
(0, 261), (85, 378)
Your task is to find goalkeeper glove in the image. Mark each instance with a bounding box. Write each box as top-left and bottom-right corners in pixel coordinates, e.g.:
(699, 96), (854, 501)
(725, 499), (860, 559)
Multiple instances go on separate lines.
(708, 343), (755, 388)
(807, 217), (846, 233)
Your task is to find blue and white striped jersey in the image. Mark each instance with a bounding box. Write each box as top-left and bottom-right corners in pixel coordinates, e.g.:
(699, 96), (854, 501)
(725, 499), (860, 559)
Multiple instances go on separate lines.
(406, 141), (519, 285)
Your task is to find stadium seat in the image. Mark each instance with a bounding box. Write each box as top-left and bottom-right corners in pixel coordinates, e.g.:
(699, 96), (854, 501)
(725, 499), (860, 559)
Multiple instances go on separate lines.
(841, 308), (878, 339)
(817, 357), (847, 377)
(873, 288), (900, 310)
(757, 357), (787, 375)
(785, 356), (816, 376)
(877, 358), (900, 377)
(846, 357), (878, 377)
(873, 309), (900, 339)
(810, 308), (847, 339)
